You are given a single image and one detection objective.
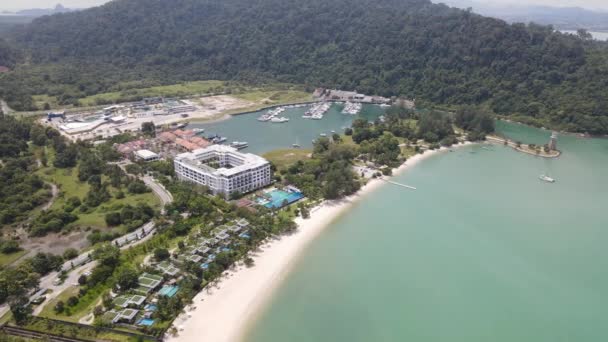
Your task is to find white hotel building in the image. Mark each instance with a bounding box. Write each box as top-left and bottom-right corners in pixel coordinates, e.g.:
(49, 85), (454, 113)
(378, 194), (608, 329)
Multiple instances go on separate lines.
(174, 145), (272, 197)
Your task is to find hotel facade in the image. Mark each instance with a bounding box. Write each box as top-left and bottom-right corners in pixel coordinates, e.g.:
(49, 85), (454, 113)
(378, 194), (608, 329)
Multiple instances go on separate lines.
(174, 145), (272, 197)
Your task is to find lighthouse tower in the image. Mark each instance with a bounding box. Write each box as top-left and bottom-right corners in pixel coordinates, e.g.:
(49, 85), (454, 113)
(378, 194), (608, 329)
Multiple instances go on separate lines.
(548, 131), (558, 151)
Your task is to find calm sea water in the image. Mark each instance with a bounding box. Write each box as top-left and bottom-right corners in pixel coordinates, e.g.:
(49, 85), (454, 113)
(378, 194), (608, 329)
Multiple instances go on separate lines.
(190, 104), (384, 154)
(246, 122), (608, 342)
(561, 29), (608, 41)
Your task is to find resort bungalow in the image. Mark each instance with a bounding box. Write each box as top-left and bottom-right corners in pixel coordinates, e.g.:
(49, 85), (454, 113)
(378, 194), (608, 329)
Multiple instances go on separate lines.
(215, 230), (230, 240)
(113, 294), (146, 309)
(236, 218), (250, 228)
(115, 308), (139, 324)
(134, 273), (163, 295)
(155, 261), (180, 277)
(226, 224), (242, 234)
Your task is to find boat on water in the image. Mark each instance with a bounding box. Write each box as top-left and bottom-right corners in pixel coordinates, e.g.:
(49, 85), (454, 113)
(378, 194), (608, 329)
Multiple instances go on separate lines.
(303, 102), (331, 120)
(270, 116), (289, 123)
(539, 174), (555, 183)
(342, 101), (362, 115)
(259, 107), (287, 122)
(176, 122), (188, 129)
(209, 134), (227, 144)
(320, 133), (327, 137)
(230, 141), (249, 150)
(192, 128), (205, 133)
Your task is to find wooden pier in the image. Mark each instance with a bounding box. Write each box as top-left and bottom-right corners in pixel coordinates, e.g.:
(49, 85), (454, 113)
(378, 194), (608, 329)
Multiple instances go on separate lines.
(382, 179), (417, 190)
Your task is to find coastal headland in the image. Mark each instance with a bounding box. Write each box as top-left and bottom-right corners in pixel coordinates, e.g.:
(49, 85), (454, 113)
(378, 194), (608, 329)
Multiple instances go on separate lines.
(486, 135), (561, 158)
(167, 142), (471, 342)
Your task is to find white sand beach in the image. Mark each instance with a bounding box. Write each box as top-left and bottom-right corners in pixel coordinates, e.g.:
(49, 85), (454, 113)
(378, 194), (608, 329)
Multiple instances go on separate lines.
(167, 143), (470, 342)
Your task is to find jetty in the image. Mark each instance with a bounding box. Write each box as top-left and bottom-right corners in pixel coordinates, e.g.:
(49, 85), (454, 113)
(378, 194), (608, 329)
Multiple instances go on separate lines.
(382, 179), (417, 190)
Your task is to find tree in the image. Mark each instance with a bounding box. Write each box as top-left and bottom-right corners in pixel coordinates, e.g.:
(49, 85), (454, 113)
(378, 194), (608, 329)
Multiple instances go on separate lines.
(67, 296), (79, 307)
(78, 274), (88, 286)
(54, 300), (65, 313)
(10, 295), (32, 325)
(141, 122), (156, 137)
(116, 267), (139, 290)
(63, 248), (78, 260)
(105, 212), (122, 226)
(93, 244), (120, 268)
(154, 248), (170, 261)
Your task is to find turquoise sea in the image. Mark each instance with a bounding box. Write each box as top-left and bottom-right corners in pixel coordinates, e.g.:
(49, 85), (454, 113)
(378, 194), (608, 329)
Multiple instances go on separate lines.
(244, 122), (608, 341)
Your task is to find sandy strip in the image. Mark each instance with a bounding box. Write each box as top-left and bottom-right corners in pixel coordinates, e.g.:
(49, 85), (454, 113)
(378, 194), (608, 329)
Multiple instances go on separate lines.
(167, 143), (471, 342)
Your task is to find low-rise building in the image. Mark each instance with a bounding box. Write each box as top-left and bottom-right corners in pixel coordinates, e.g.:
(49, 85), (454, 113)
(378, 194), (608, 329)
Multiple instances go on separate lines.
(134, 149), (160, 162)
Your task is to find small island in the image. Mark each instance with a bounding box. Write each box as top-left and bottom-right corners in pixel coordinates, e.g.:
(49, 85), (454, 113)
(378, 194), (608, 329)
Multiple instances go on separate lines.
(486, 131), (561, 158)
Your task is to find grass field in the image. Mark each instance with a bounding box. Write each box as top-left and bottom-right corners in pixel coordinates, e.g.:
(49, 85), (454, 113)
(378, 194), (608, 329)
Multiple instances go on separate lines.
(37, 166), (160, 229)
(38, 286), (81, 322)
(233, 90), (312, 104)
(263, 149), (312, 170)
(78, 80), (226, 106)
(0, 250), (27, 267)
(28, 80), (311, 114)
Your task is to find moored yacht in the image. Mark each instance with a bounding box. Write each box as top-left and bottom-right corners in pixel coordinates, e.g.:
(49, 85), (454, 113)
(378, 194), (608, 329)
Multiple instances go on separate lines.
(539, 174), (555, 183)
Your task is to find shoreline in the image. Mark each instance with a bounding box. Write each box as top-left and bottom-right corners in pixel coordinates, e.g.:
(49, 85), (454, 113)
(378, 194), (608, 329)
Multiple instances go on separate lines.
(167, 142), (472, 342)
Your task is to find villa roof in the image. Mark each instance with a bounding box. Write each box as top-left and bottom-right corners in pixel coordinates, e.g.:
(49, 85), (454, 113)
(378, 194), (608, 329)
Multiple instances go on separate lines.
(176, 138), (199, 151)
(159, 131), (177, 142)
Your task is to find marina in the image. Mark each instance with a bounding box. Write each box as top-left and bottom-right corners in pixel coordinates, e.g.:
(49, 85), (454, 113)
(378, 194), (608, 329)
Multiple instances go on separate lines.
(302, 102), (331, 120)
(190, 103), (385, 154)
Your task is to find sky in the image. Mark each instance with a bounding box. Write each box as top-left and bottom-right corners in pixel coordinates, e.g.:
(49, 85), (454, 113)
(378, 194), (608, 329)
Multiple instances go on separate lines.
(1, 0), (608, 11)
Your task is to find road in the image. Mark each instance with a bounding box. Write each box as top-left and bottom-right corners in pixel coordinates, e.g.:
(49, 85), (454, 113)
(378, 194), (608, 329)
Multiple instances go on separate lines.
(143, 176), (173, 214)
(113, 160), (174, 213)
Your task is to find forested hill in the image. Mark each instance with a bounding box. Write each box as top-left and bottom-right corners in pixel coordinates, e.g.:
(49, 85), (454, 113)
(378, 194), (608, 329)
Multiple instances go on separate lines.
(2, 0), (608, 134)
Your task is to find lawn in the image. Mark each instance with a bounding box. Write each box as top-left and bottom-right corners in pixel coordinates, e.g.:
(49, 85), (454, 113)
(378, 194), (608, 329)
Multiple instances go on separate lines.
(78, 80), (227, 107)
(36, 166), (160, 229)
(263, 149), (312, 170)
(233, 90), (312, 106)
(0, 250), (27, 267)
(38, 286), (81, 322)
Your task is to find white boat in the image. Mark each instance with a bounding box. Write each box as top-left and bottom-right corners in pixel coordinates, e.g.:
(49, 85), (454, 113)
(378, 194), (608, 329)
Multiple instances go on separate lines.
(320, 133), (327, 137)
(192, 128), (205, 133)
(231, 141), (249, 149)
(342, 101), (362, 115)
(303, 102), (331, 120)
(292, 144), (301, 148)
(539, 174), (555, 183)
(270, 116), (289, 123)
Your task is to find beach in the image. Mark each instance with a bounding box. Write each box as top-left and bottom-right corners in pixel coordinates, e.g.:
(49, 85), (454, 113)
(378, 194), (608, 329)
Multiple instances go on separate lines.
(167, 144), (469, 342)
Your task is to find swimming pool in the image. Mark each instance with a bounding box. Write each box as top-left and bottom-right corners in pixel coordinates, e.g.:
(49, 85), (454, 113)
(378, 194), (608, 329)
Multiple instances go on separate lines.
(158, 285), (179, 297)
(138, 318), (155, 326)
(260, 189), (304, 209)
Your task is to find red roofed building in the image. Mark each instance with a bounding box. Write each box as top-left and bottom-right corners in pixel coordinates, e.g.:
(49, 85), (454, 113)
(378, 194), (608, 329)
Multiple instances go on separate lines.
(0, 66), (10, 73)
(159, 131), (177, 143)
(189, 136), (211, 149)
(173, 129), (195, 139)
(175, 138), (199, 151)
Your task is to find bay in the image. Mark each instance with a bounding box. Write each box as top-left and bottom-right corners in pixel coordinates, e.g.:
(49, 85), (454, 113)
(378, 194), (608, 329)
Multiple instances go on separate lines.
(246, 122), (608, 341)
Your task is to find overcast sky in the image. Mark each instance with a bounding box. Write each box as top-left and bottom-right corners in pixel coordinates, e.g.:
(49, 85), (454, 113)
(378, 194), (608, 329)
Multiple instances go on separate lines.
(2, 0), (608, 11)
